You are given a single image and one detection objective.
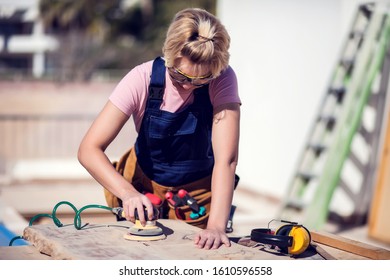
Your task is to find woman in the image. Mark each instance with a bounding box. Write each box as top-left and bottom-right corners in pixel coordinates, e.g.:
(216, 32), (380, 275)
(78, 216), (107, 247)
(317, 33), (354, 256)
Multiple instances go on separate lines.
(78, 7), (240, 250)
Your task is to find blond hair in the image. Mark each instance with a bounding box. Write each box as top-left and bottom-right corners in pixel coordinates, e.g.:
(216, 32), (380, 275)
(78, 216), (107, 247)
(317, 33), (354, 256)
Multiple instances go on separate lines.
(162, 8), (230, 78)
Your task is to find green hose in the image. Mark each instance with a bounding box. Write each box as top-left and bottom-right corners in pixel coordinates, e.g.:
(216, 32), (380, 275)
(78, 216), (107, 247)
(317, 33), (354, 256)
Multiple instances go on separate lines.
(8, 201), (114, 246)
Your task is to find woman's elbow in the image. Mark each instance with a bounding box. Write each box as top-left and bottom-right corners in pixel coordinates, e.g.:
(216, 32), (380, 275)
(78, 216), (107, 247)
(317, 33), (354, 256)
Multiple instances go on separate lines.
(77, 144), (85, 166)
(77, 140), (90, 167)
(229, 158), (238, 171)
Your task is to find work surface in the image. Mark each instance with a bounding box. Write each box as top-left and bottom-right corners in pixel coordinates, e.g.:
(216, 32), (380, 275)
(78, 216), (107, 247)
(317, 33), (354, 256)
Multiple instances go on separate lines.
(2, 219), (390, 260)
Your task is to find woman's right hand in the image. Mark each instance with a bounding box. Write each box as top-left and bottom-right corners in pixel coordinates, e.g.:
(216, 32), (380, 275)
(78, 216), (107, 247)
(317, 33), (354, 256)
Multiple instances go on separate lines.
(121, 191), (154, 226)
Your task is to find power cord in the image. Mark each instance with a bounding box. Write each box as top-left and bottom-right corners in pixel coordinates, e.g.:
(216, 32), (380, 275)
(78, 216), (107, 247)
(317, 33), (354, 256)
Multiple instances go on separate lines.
(8, 200), (115, 246)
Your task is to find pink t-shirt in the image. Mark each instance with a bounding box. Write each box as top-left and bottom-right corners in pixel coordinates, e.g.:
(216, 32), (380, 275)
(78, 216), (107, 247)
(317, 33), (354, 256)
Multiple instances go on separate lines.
(109, 59), (241, 132)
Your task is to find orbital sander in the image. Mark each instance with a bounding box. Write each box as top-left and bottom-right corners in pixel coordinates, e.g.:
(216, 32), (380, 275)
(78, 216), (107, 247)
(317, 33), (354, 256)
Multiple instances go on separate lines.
(112, 206), (166, 241)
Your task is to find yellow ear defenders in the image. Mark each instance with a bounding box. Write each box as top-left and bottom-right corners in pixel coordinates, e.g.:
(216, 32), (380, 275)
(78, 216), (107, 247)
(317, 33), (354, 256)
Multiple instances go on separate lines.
(250, 220), (311, 256)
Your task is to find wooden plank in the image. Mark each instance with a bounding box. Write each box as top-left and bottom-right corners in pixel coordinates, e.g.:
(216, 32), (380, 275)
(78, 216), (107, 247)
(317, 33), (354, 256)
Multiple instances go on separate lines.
(311, 230), (390, 259)
(22, 219), (294, 260)
(368, 92), (390, 243)
(313, 243), (369, 260)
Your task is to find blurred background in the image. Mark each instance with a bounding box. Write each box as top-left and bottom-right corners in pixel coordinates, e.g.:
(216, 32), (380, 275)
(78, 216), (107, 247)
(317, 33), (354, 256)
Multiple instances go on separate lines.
(1, 0), (390, 251)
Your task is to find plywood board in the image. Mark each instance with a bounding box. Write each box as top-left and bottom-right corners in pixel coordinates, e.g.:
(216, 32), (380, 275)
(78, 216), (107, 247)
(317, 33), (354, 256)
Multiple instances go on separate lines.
(22, 219), (294, 260)
(311, 230), (390, 259)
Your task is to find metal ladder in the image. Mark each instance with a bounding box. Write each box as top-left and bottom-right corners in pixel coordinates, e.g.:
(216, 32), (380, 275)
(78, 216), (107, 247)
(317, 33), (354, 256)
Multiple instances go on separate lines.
(278, 2), (390, 230)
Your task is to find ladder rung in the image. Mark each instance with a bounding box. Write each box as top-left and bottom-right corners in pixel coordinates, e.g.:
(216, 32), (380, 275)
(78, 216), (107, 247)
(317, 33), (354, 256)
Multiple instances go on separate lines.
(318, 115), (336, 130)
(297, 172), (316, 183)
(358, 125), (371, 143)
(328, 87), (346, 103)
(284, 199), (306, 211)
(307, 143), (327, 156)
(349, 152), (365, 173)
(359, 3), (374, 19)
(340, 59), (354, 72)
(349, 30), (365, 39)
(367, 93), (379, 107)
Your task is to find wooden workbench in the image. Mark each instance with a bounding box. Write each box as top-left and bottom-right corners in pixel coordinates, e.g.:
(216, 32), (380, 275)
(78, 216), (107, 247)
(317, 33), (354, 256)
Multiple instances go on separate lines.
(2, 219), (389, 260)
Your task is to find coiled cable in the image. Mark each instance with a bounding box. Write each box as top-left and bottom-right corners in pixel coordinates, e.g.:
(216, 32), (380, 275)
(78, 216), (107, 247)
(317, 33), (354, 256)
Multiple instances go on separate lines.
(8, 201), (114, 246)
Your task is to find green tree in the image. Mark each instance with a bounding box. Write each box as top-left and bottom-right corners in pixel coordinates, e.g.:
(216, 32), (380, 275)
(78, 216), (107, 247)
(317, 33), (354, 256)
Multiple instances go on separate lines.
(39, 0), (216, 81)
(39, 0), (126, 80)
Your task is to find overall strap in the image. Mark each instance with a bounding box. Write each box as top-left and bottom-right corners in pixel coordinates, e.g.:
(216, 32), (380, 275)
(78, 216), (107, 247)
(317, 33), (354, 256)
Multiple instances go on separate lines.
(193, 85), (213, 128)
(147, 57), (166, 109)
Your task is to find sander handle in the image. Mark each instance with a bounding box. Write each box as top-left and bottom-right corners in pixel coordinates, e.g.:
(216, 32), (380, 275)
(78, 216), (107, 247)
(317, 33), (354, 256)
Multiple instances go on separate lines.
(112, 206), (160, 221)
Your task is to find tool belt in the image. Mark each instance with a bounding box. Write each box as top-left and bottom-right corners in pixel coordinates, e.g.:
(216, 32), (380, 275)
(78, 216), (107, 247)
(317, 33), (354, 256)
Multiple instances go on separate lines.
(104, 147), (211, 229)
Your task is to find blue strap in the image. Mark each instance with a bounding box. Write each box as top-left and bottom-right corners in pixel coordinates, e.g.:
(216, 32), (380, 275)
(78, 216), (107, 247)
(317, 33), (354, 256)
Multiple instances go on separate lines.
(148, 57), (166, 100)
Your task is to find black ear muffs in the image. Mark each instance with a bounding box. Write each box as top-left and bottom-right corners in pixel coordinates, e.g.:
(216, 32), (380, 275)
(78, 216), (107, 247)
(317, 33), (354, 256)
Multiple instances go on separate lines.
(250, 221), (311, 256)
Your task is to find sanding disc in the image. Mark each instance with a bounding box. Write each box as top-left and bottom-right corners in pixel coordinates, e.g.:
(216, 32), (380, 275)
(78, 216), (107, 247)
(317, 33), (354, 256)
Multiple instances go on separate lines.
(129, 224), (163, 236)
(123, 220), (166, 241)
(123, 232), (166, 241)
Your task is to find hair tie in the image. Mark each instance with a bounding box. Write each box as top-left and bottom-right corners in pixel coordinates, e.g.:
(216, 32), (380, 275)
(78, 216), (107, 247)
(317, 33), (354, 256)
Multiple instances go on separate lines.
(198, 35), (214, 42)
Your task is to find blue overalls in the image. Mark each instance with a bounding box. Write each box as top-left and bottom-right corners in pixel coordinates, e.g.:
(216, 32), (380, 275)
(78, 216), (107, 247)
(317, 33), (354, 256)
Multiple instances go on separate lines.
(135, 57), (214, 186)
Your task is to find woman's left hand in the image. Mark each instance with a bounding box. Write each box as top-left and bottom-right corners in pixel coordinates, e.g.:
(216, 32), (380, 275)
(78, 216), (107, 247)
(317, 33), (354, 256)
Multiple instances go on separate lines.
(194, 228), (231, 250)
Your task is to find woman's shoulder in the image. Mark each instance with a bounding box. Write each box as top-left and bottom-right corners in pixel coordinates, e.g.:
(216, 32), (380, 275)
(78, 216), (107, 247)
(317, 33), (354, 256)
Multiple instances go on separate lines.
(132, 59), (154, 76)
(211, 65), (237, 86)
(208, 65), (240, 106)
(216, 65), (237, 81)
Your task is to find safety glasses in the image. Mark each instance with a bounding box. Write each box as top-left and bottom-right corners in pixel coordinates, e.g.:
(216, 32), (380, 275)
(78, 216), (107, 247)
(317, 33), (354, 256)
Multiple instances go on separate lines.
(168, 67), (213, 87)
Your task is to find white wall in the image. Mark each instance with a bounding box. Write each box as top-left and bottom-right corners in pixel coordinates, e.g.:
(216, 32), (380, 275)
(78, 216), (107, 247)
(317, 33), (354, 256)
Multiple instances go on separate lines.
(218, 0), (374, 198)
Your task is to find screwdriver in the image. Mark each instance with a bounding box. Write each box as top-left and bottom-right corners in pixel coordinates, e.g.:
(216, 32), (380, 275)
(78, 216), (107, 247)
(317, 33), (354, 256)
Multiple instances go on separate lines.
(178, 189), (199, 213)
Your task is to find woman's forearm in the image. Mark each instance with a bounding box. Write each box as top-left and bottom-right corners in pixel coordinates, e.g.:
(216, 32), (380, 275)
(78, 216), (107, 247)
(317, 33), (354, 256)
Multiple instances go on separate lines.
(207, 161), (236, 231)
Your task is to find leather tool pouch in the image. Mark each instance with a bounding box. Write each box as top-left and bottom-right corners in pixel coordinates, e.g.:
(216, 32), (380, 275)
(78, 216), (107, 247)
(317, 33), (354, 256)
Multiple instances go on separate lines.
(166, 189), (211, 229)
(103, 147), (212, 229)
